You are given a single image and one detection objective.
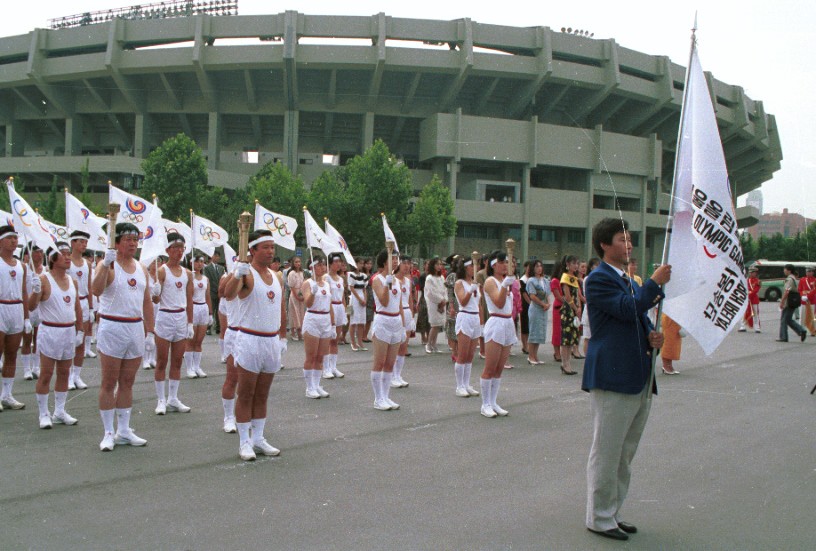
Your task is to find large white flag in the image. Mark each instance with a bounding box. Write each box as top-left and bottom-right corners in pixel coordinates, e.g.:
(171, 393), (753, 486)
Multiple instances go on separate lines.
(325, 218), (355, 265)
(303, 209), (340, 256)
(108, 184), (157, 234)
(191, 213), (229, 257)
(6, 182), (58, 252)
(0, 208), (15, 228)
(162, 219), (193, 255)
(65, 191), (108, 251)
(224, 242), (238, 273)
(38, 217), (71, 244)
(254, 202), (297, 250)
(381, 213), (399, 254)
(662, 43), (748, 356)
(139, 199), (168, 266)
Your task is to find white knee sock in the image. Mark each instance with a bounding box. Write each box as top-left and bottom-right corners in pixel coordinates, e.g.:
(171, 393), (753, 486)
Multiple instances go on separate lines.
(219, 339), (225, 358)
(303, 369), (313, 391)
(480, 378), (492, 407)
(491, 378), (502, 407)
(2, 377), (14, 399)
(222, 398), (235, 419)
(394, 356), (405, 380)
(116, 408), (131, 433)
(36, 392), (49, 416)
(250, 418), (266, 443)
(168, 379), (179, 400)
(194, 351), (203, 369)
(382, 372), (393, 400)
(155, 380), (166, 401)
(454, 363), (464, 388)
(323, 355), (332, 374)
(370, 371), (382, 401)
(464, 363), (473, 388)
(54, 391), (67, 415)
(312, 370), (323, 389)
(237, 422), (251, 446)
(100, 408), (115, 434)
(183, 352), (192, 370)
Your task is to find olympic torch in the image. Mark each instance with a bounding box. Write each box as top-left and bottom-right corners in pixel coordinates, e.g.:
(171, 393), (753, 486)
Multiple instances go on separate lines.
(237, 211), (253, 263)
(107, 203), (120, 250)
(471, 250), (480, 272)
(386, 240), (395, 287)
(505, 238), (516, 271)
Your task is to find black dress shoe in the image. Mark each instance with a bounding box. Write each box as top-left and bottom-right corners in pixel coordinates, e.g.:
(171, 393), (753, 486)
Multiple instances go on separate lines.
(588, 527), (629, 541)
(801, 332), (807, 342)
(617, 521), (637, 534)
(775, 338), (788, 342)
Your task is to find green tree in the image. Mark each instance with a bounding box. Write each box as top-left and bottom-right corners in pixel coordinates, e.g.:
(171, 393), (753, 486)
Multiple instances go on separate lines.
(307, 168), (349, 242)
(406, 175), (456, 257)
(39, 176), (64, 224)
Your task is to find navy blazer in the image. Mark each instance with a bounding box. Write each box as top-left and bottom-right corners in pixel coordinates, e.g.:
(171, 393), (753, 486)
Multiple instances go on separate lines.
(581, 262), (665, 395)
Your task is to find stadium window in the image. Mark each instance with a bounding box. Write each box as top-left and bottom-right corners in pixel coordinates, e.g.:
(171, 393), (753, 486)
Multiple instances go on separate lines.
(507, 228), (521, 240)
(299, 158), (313, 165)
(567, 229), (585, 243)
(456, 224), (499, 240)
(531, 166), (589, 192)
(242, 150), (259, 164)
(322, 154), (339, 166)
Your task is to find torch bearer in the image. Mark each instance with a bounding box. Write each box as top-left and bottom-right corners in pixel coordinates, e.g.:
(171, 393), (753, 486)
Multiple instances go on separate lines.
(107, 203), (120, 250)
(237, 211), (253, 263)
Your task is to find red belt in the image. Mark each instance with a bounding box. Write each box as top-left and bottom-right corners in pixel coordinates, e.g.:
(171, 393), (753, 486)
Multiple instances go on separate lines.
(159, 308), (185, 313)
(0, 299), (22, 305)
(79, 295), (89, 300)
(100, 314), (142, 323)
(193, 302), (206, 305)
(331, 301), (343, 305)
(238, 327), (279, 337)
(459, 310), (478, 315)
(307, 310), (329, 314)
(227, 326), (239, 332)
(490, 313), (512, 318)
(42, 321), (75, 328)
(376, 311), (400, 317)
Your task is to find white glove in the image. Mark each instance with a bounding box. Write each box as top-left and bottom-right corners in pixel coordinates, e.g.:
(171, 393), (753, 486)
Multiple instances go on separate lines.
(151, 282), (162, 297)
(208, 315), (214, 327)
(279, 338), (288, 355)
(24, 319), (33, 334)
(30, 277), (42, 294)
(75, 330), (85, 348)
(234, 262), (251, 278)
(802, 296), (809, 303)
(501, 276), (515, 289)
(186, 323), (194, 340)
(385, 275), (394, 286)
(103, 249), (117, 267)
(309, 280), (319, 294)
(145, 332), (156, 353)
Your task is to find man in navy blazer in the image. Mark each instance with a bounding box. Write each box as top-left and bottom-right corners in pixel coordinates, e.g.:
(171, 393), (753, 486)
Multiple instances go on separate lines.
(582, 218), (672, 541)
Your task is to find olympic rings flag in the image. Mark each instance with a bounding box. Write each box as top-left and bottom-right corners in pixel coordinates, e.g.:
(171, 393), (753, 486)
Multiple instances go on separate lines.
(303, 208), (340, 256)
(324, 218), (355, 265)
(381, 213), (400, 254)
(253, 202), (297, 251)
(6, 180), (58, 252)
(140, 198), (169, 267)
(191, 212), (228, 257)
(65, 190), (108, 251)
(162, 219), (193, 255)
(0, 207), (15, 228)
(109, 183), (158, 234)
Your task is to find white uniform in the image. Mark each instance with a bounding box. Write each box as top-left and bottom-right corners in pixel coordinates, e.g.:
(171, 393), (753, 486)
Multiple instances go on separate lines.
(455, 280), (482, 339)
(155, 266), (188, 343)
(0, 258), (25, 334)
(398, 276), (414, 333)
(483, 276), (517, 346)
(328, 274), (347, 327)
(97, 262), (147, 360)
(371, 274), (404, 345)
(302, 279), (334, 339)
(27, 265), (44, 327)
(36, 273), (78, 361)
(192, 274), (209, 326)
(347, 272), (367, 325)
(234, 266), (283, 374)
(223, 294), (240, 358)
(68, 258), (92, 323)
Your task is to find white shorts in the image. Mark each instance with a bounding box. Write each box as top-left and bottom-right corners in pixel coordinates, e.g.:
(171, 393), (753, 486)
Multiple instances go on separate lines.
(332, 303), (347, 327)
(79, 297), (92, 323)
(455, 312), (482, 340)
(224, 326), (239, 358)
(193, 303), (209, 326)
(402, 307), (415, 332)
(218, 298), (228, 316)
(483, 316), (517, 347)
(29, 307), (41, 328)
(372, 314), (405, 345)
(349, 296), (366, 325)
(155, 309), (187, 343)
(581, 308), (591, 339)
(0, 302), (24, 334)
(97, 317), (145, 360)
(37, 323), (76, 361)
(302, 311), (334, 339)
(234, 330), (282, 374)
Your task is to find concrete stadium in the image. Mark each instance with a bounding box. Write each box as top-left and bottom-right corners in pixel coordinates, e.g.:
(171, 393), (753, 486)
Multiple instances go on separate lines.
(0, 10), (782, 263)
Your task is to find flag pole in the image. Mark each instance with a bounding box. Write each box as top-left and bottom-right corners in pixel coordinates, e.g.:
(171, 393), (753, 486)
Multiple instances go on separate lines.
(649, 15), (699, 391)
(303, 206), (313, 269)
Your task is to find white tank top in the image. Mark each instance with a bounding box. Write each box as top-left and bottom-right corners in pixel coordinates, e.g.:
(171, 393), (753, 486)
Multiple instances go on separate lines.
(373, 273), (401, 315)
(328, 274), (344, 305)
(39, 273), (77, 325)
(399, 276), (411, 309)
(99, 261), (146, 319)
(192, 274), (208, 304)
(0, 257), (24, 303)
(485, 276), (513, 317)
(159, 265), (188, 311)
(225, 296), (240, 328)
(308, 278), (331, 313)
(457, 280), (480, 313)
(68, 258), (90, 298)
(240, 265), (282, 334)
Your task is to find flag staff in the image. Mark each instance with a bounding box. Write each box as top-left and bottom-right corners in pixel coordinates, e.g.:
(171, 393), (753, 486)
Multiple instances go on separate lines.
(302, 205), (314, 268)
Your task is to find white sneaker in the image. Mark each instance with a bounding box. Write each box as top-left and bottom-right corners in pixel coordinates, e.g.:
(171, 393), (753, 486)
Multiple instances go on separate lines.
(194, 366), (207, 378)
(142, 361), (151, 369)
(397, 377), (409, 388)
(466, 386), (480, 396)
(315, 386), (330, 398)
(391, 378), (403, 388)
(85, 350), (97, 359)
(1, 396), (25, 410)
(455, 387), (470, 397)
(252, 438), (281, 457)
(166, 397), (191, 413)
(223, 417), (237, 433)
(32, 365), (40, 378)
(73, 375), (88, 390)
(52, 410), (78, 425)
(39, 414), (53, 429)
(24, 366), (33, 380)
(155, 399), (167, 415)
(239, 442), (256, 461)
(322, 370), (334, 379)
(114, 429), (147, 447)
(492, 404), (509, 417)
(385, 398), (400, 410)
(305, 388), (321, 399)
(149, 360), (157, 369)
(374, 399), (392, 411)
(99, 432), (115, 451)
(67, 376), (76, 391)
(91, 336), (97, 344)
(480, 405), (497, 418)
(220, 355), (227, 364)
(332, 367), (344, 378)
(186, 367), (198, 379)
(425, 345), (434, 354)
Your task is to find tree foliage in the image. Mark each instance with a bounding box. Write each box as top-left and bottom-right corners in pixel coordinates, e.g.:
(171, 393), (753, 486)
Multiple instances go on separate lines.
(741, 225), (816, 263)
(406, 174), (456, 257)
(39, 176), (64, 225)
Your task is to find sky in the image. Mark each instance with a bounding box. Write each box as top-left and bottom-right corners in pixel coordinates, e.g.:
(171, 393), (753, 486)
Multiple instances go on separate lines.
(2, 0), (814, 216)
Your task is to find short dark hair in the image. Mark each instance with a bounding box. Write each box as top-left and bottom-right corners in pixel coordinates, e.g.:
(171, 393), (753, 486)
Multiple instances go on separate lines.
(376, 249), (396, 269)
(592, 218), (629, 258)
(69, 230), (90, 240)
(785, 263), (797, 276)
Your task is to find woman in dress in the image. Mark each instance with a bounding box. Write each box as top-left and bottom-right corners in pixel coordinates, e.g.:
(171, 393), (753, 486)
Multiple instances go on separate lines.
(347, 257), (368, 351)
(525, 260), (550, 365)
(301, 256), (334, 399)
(453, 257), (481, 397)
(415, 259), (430, 345)
(286, 256), (305, 341)
(519, 260), (531, 356)
(369, 249), (403, 411)
(423, 257), (447, 354)
(558, 255), (582, 375)
(550, 258), (564, 362)
(187, 253), (212, 378)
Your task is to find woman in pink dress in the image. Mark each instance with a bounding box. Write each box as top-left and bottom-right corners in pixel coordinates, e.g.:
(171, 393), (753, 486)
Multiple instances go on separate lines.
(550, 259), (564, 362)
(287, 257), (306, 340)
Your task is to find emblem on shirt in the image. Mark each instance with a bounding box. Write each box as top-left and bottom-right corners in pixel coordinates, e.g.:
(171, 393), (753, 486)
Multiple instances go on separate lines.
(9, 270), (16, 279)
(337, 283), (341, 288)
(266, 290), (276, 301)
(175, 281), (183, 289)
(321, 290), (327, 295)
(473, 290), (477, 297)
(63, 296), (71, 303)
(77, 271), (83, 278)
(392, 288), (398, 295)
(198, 282), (204, 288)
(128, 278), (137, 288)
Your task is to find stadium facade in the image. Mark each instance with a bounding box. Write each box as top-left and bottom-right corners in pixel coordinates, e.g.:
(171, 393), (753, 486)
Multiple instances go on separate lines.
(0, 11), (781, 264)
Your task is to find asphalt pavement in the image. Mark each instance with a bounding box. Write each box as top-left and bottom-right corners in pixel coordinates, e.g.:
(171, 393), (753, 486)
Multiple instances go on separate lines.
(0, 302), (813, 550)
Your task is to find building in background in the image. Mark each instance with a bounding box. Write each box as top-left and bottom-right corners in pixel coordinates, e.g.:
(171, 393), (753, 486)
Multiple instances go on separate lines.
(746, 189), (764, 216)
(746, 208), (812, 240)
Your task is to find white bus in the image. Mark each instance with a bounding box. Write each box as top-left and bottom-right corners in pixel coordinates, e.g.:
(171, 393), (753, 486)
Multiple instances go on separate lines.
(747, 260), (814, 302)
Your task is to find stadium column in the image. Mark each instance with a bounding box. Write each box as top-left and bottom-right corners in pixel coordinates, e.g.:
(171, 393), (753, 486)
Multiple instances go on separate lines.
(521, 166), (531, 262)
(284, 110), (299, 173)
(133, 114), (150, 160)
(447, 159), (459, 255)
(362, 112), (374, 152)
(208, 112), (221, 170)
(5, 121), (25, 157)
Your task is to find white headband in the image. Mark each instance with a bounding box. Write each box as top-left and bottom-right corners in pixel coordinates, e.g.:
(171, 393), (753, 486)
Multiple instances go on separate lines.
(464, 260), (473, 267)
(310, 259), (323, 268)
(116, 229), (139, 238)
(166, 238), (185, 247)
(490, 258), (498, 267)
(69, 235), (89, 242)
(0, 229), (18, 239)
(248, 235), (274, 249)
